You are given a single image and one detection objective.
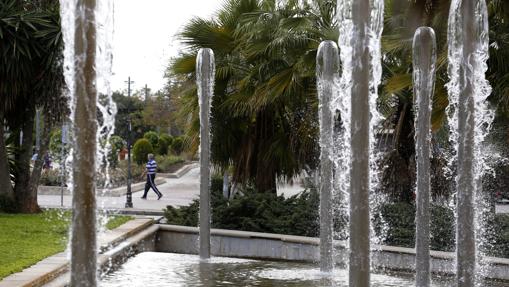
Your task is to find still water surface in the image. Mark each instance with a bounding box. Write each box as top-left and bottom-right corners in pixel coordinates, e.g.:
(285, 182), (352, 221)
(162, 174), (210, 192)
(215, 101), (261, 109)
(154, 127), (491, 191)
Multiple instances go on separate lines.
(100, 252), (500, 286)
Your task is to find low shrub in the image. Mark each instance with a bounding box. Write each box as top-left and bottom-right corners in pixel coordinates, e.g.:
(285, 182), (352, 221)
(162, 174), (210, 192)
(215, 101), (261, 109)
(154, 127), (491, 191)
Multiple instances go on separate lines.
(158, 134), (173, 155)
(430, 204), (455, 252)
(96, 164), (146, 188)
(156, 155), (185, 173)
(49, 130), (63, 160)
(143, 131), (159, 149)
(372, 202), (455, 251)
(133, 138), (153, 165)
(482, 213), (509, 258)
(164, 176), (320, 237)
(39, 169), (63, 186)
(171, 136), (185, 155)
(0, 194), (17, 213)
(372, 202), (509, 257)
(107, 135), (124, 168)
(164, 192), (509, 258)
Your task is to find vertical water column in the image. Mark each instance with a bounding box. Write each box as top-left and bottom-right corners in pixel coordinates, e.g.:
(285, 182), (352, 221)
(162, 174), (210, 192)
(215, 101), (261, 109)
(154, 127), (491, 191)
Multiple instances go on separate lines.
(70, 0), (98, 285)
(317, 41), (339, 273)
(348, 1), (370, 283)
(412, 27), (437, 287)
(338, 0), (384, 285)
(197, 48), (215, 259)
(447, 0), (492, 286)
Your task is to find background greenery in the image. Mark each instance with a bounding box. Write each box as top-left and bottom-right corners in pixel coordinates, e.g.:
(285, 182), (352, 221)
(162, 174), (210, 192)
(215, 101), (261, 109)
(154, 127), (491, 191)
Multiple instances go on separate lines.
(164, 176), (509, 258)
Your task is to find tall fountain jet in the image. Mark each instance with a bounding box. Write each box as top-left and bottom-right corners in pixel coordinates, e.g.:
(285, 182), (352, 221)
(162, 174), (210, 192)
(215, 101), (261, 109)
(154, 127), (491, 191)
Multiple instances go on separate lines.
(64, 0), (98, 285)
(412, 27), (437, 287)
(196, 48), (215, 259)
(317, 41), (339, 273)
(337, 0), (384, 285)
(447, 0), (493, 286)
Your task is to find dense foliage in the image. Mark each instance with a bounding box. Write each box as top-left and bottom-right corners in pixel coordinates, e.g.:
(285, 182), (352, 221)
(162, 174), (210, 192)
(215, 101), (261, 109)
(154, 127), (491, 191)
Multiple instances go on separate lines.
(0, 0), (67, 212)
(170, 136), (185, 155)
(167, 0), (337, 192)
(143, 131), (159, 150)
(164, 185), (509, 258)
(167, 0), (509, 200)
(373, 202), (509, 258)
(164, 176), (320, 237)
(132, 139), (153, 165)
(157, 134), (173, 155)
(155, 155), (185, 173)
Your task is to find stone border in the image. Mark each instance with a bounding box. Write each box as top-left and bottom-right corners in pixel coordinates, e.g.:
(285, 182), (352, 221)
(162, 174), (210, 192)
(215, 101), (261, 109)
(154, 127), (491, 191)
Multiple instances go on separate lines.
(156, 225), (509, 282)
(0, 218), (157, 287)
(5, 223), (509, 286)
(158, 162), (198, 179)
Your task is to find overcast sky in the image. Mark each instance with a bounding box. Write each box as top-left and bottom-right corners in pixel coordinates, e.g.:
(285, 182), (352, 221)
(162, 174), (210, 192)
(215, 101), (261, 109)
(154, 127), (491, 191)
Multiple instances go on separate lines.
(111, 0), (223, 93)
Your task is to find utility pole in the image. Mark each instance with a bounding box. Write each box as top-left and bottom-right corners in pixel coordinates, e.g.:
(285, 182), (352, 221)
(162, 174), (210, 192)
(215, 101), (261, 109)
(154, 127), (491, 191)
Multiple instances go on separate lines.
(144, 84), (149, 103)
(35, 108), (41, 154)
(61, 122), (69, 207)
(125, 76), (134, 208)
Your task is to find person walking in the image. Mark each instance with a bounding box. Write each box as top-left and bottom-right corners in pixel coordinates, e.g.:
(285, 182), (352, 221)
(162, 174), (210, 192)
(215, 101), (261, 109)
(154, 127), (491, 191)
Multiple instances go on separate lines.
(141, 153), (163, 200)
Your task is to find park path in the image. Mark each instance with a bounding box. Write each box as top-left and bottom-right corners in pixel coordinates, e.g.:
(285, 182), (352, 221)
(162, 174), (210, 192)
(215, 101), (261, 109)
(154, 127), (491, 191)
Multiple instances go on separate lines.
(38, 166), (304, 213)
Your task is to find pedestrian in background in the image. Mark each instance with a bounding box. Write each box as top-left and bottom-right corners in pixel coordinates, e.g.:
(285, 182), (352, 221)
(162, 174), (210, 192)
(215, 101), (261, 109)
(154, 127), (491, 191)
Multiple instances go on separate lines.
(141, 153), (162, 200)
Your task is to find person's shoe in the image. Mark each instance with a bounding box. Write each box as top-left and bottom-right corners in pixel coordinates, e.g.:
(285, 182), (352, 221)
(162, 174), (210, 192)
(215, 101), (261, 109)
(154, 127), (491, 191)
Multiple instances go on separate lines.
(157, 194), (163, 200)
(141, 196), (147, 200)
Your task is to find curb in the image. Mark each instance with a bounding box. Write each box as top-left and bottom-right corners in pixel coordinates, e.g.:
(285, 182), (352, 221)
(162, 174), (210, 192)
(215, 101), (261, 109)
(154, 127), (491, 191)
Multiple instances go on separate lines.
(40, 207), (165, 217)
(159, 162), (198, 179)
(0, 218), (155, 287)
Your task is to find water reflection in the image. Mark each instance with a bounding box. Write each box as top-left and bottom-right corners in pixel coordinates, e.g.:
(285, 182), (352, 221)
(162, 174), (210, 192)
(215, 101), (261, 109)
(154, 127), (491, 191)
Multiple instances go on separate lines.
(100, 252), (504, 287)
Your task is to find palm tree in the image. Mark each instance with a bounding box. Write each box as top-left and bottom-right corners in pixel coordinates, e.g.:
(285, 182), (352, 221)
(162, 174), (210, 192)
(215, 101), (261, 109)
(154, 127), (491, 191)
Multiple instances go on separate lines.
(169, 0), (509, 197)
(377, 0), (452, 202)
(379, 0), (509, 202)
(0, 0), (66, 212)
(168, 0), (337, 193)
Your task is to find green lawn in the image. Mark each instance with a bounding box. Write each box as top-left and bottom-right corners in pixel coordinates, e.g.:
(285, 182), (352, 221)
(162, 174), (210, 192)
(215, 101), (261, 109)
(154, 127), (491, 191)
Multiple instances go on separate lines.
(0, 210), (133, 280)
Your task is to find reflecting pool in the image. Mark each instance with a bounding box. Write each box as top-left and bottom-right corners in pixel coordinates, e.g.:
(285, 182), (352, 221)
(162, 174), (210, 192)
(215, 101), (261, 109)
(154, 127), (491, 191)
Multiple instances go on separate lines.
(100, 252), (503, 286)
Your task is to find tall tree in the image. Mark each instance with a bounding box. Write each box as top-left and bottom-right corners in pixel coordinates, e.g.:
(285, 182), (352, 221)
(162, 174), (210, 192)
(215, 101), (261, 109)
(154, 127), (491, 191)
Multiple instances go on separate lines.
(0, 0), (66, 212)
(168, 0), (337, 192)
(169, 0), (509, 197)
(379, 0), (509, 202)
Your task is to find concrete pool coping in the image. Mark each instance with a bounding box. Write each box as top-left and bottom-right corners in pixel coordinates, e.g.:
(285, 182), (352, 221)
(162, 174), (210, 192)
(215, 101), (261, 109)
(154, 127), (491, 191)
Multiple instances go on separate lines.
(0, 217), (157, 287)
(4, 222), (509, 286)
(156, 225), (509, 281)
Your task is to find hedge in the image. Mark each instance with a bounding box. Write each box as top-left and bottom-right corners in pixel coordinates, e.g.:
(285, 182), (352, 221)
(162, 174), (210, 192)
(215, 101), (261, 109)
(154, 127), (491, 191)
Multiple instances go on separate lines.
(132, 138), (153, 165)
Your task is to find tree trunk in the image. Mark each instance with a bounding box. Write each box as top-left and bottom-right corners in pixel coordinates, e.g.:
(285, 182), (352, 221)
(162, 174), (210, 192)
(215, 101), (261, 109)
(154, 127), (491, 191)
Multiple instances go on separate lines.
(255, 168), (277, 193)
(14, 107), (40, 213)
(0, 111), (14, 199)
(27, 114), (53, 212)
(381, 101), (416, 202)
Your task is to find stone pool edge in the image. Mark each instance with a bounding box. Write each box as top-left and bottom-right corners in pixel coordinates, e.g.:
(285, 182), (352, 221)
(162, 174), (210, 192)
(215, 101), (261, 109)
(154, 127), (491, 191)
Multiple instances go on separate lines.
(4, 222), (509, 286)
(0, 217), (156, 287)
(156, 224), (509, 282)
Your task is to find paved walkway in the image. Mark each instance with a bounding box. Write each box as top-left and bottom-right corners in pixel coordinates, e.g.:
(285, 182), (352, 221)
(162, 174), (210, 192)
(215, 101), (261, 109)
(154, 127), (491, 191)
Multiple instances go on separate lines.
(38, 165), (509, 215)
(496, 204), (509, 214)
(38, 166), (305, 213)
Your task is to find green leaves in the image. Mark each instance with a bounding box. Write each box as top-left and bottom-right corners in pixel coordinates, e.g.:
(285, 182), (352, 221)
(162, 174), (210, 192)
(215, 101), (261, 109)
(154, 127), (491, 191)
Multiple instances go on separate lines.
(0, 0), (64, 116)
(167, 0), (336, 191)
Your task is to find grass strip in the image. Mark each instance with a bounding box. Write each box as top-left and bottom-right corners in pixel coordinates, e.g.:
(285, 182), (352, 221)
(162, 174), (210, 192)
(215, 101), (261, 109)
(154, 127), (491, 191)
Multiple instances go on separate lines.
(0, 210), (133, 279)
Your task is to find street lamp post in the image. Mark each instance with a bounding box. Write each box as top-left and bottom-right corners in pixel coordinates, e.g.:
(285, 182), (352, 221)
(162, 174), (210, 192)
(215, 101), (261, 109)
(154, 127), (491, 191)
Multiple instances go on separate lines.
(125, 76), (134, 208)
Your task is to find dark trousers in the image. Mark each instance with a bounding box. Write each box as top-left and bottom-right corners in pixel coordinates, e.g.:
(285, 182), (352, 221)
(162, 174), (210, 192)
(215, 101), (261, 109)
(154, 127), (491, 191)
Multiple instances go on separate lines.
(143, 174), (161, 198)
